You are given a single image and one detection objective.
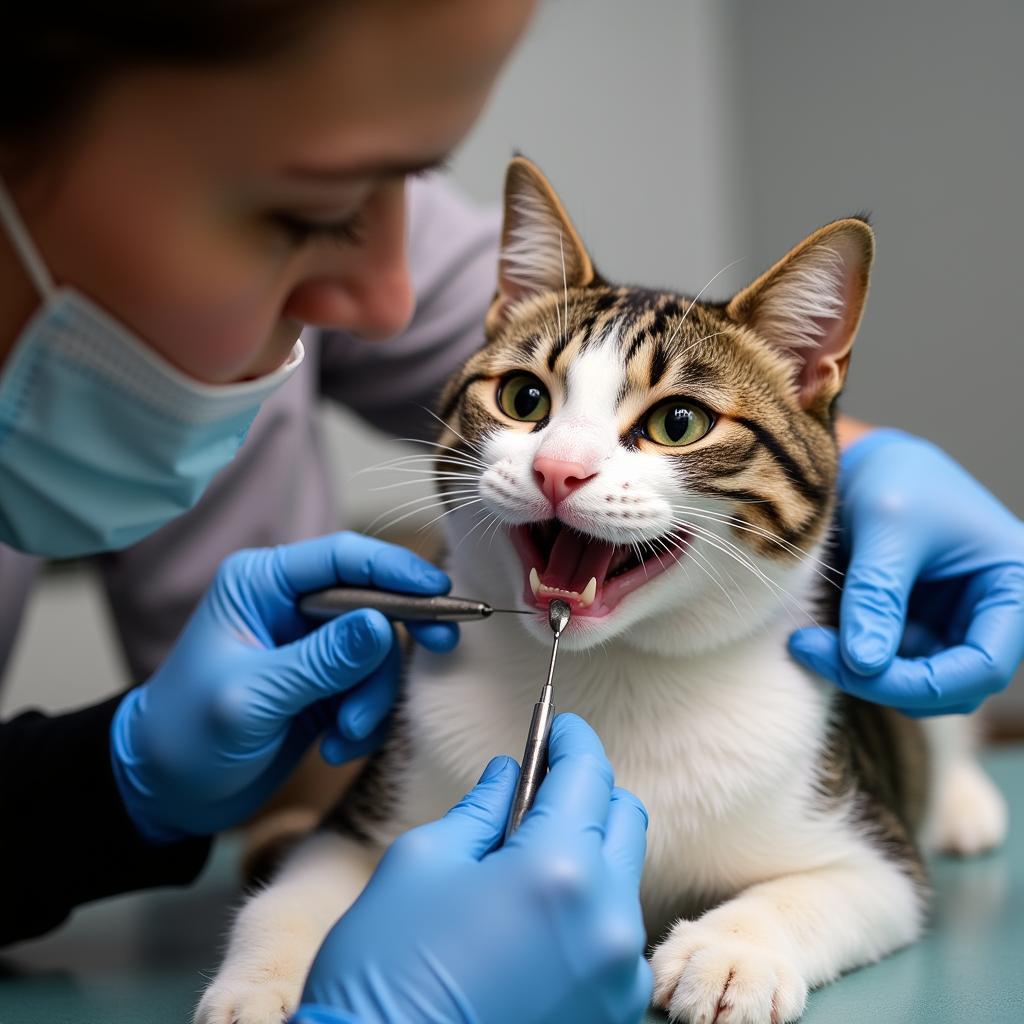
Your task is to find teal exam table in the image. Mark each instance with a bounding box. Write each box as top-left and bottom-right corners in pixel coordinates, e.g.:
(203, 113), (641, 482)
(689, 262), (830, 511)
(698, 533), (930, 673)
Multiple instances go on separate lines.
(2, 748), (1022, 1023)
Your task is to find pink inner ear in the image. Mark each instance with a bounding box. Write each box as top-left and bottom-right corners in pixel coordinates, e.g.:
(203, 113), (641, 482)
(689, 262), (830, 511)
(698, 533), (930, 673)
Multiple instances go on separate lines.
(497, 265), (540, 308)
(794, 242), (864, 407)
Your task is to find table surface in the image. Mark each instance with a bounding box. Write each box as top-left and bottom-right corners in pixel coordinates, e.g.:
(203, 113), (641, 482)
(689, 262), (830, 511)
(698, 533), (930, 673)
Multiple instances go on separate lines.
(2, 748), (1022, 1024)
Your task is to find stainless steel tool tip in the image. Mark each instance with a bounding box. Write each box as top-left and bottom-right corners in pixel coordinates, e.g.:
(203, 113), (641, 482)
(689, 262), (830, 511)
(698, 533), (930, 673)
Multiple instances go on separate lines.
(548, 599), (571, 637)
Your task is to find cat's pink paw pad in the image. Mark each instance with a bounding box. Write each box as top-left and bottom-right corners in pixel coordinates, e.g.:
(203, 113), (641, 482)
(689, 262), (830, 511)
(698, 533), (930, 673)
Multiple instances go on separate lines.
(651, 921), (807, 1024)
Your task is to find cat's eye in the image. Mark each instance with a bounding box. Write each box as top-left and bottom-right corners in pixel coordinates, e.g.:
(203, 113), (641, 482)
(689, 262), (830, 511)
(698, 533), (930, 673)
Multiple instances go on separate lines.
(644, 400), (713, 447)
(497, 373), (551, 423)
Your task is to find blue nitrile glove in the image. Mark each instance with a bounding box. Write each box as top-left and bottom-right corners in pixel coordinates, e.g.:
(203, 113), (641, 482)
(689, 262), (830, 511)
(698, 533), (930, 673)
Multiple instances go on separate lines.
(111, 532), (458, 842)
(789, 430), (1024, 715)
(293, 713), (652, 1024)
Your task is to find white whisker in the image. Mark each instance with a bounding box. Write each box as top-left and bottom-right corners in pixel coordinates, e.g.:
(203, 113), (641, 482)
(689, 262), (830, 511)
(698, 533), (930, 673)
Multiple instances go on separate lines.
(455, 508), (502, 555)
(418, 498), (486, 534)
(368, 474), (481, 493)
(663, 257), (746, 350)
(672, 519), (819, 627)
(668, 504), (843, 583)
(415, 406), (488, 457)
(560, 231), (570, 343)
(366, 489), (480, 535)
(392, 437), (490, 467)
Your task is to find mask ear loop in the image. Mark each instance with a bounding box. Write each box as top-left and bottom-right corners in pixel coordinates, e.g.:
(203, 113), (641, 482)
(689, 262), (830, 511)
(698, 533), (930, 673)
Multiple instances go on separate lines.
(0, 178), (57, 301)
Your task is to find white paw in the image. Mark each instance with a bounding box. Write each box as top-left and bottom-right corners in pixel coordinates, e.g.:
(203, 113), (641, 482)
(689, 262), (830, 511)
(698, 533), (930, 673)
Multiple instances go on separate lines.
(933, 761), (1007, 857)
(194, 969), (303, 1024)
(651, 918), (808, 1024)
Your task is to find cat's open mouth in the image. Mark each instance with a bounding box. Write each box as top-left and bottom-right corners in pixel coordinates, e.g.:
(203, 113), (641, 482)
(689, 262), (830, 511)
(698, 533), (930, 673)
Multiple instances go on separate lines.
(509, 521), (689, 618)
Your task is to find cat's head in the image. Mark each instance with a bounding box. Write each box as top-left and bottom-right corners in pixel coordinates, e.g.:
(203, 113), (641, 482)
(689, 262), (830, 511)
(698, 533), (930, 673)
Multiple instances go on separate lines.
(435, 156), (873, 655)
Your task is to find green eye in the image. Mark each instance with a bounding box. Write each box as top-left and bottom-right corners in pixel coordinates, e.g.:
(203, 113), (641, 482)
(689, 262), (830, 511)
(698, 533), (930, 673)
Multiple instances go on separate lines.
(498, 373), (551, 422)
(644, 401), (712, 446)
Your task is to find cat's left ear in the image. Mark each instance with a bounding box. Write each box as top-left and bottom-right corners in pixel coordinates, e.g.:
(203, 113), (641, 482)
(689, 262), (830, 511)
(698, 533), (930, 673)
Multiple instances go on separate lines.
(487, 155), (596, 333)
(726, 219), (874, 412)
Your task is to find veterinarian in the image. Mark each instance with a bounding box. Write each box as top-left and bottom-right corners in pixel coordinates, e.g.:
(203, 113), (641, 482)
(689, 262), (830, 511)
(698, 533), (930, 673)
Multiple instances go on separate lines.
(1, 3), (1022, 1024)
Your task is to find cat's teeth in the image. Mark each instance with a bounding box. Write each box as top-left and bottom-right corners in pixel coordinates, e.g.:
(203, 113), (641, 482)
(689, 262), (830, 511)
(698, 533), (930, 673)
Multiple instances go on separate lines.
(529, 569), (599, 609)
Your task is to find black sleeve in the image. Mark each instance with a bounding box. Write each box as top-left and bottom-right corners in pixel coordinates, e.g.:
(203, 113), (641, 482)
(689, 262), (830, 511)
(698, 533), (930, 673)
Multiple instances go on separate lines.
(0, 693), (211, 947)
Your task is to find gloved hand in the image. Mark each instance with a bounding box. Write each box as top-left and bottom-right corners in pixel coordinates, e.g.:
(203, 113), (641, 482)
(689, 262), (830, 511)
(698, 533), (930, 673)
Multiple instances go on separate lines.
(111, 532), (458, 842)
(293, 714), (652, 1024)
(789, 429), (1024, 715)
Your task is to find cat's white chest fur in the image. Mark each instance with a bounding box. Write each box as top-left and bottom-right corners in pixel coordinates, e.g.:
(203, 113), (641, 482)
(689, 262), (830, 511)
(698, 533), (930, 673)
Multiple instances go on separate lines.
(390, 570), (846, 936)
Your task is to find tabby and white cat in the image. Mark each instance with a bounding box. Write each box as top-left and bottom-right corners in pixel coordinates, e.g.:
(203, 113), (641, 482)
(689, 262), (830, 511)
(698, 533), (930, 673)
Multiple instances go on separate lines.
(198, 157), (1007, 1024)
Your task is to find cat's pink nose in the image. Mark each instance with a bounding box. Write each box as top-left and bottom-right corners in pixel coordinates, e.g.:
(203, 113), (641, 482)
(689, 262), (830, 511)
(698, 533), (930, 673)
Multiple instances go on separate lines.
(532, 456), (597, 507)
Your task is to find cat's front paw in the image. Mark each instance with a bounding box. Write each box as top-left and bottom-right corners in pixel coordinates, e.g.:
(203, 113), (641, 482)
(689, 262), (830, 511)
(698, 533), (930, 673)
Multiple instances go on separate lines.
(194, 972), (303, 1024)
(651, 918), (807, 1024)
(933, 761), (1008, 857)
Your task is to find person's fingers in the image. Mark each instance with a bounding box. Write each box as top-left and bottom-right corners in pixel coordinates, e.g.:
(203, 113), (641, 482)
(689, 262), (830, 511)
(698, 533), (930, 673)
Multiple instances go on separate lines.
(512, 713), (614, 847)
(790, 625), (1012, 713)
(789, 627), (843, 681)
(903, 700), (980, 719)
(626, 957), (655, 1024)
(427, 756), (519, 859)
(406, 621), (460, 653)
(320, 718), (392, 766)
(602, 787), (649, 889)
(260, 609), (393, 718)
(888, 565), (1024, 711)
(962, 563), (1024, 684)
(837, 521), (919, 675)
(332, 642), (402, 742)
(272, 532), (451, 598)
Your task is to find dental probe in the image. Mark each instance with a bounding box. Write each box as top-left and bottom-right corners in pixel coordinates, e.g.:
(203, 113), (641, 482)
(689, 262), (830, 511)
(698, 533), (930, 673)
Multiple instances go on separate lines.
(299, 587), (533, 623)
(505, 599), (571, 840)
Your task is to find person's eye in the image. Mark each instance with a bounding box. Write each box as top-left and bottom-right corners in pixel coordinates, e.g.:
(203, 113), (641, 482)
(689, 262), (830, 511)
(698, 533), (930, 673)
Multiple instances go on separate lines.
(497, 373), (551, 422)
(643, 400), (713, 446)
(270, 211), (366, 247)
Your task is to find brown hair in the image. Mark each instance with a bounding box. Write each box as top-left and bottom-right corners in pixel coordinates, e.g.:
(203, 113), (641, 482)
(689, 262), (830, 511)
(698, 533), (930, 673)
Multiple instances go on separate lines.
(1, 1), (342, 171)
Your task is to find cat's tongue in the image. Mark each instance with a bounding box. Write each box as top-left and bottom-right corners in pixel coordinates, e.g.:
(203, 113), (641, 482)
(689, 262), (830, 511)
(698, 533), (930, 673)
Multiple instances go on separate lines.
(531, 528), (617, 609)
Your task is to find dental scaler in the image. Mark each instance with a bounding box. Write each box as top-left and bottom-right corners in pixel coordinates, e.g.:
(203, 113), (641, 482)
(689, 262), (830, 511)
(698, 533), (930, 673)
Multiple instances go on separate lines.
(299, 587), (532, 623)
(505, 599), (571, 839)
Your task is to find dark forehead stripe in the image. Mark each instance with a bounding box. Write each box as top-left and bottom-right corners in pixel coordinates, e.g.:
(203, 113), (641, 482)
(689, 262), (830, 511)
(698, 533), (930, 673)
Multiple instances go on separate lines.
(513, 331), (547, 364)
(591, 290), (620, 315)
(613, 287), (663, 314)
(623, 330), (649, 367)
(668, 358), (724, 391)
(649, 341), (669, 388)
(621, 293), (689, 368)
(546, 333), (571, 372)
(528, 289), (616, 373)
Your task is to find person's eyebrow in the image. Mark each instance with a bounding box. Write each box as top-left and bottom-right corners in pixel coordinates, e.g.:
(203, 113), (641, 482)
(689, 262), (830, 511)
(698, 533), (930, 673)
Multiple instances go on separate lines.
(282, 154), (451, 182)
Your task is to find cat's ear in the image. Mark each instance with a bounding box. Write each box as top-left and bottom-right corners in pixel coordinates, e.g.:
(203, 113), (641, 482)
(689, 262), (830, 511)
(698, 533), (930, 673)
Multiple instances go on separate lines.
(487, 156), (595, 332)
(726, 219), (874, 412)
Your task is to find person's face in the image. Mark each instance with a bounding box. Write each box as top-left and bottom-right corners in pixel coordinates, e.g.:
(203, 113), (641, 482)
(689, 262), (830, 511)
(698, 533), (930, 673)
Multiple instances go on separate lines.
(3, 0), (535, 383)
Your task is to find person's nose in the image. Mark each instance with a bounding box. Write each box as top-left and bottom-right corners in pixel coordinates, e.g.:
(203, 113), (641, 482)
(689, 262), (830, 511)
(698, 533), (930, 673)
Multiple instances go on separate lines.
(281, 181), (414, 339)
(532, 456), (598, 507)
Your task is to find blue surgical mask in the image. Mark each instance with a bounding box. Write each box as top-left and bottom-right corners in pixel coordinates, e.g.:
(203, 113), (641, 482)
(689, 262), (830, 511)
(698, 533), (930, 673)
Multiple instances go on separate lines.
(0, 180), (304, 558)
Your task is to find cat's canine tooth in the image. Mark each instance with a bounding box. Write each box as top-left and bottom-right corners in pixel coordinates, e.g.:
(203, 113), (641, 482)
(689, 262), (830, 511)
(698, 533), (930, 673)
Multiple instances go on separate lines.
(580, 576), (597, 608)
(530, 567), (541, 598)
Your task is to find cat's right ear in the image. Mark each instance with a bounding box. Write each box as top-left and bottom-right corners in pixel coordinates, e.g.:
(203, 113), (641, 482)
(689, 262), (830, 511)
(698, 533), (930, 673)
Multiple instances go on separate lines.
(487, 156), (595, 333)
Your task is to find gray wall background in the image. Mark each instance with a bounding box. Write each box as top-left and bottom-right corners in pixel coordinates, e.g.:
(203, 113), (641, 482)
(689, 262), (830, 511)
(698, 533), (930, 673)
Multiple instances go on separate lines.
(3, 0), (1022, 722)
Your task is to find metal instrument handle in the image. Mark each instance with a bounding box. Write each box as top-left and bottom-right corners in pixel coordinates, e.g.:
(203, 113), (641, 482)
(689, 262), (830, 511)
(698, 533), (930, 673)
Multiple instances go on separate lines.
(504, 695), (556, 839)
(299, 587), (492, 623)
